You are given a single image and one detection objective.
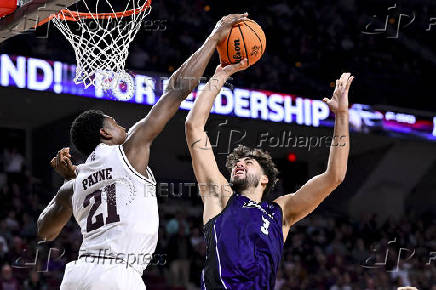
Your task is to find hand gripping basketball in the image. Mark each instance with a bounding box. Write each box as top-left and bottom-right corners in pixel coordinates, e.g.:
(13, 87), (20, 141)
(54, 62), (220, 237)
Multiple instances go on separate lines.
(210, 13), (249, 43)
(216, 18), (266, 67)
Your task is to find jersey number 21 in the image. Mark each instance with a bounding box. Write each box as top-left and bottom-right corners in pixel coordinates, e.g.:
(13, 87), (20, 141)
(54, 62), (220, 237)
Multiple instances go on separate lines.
(83, 183), (120, 232)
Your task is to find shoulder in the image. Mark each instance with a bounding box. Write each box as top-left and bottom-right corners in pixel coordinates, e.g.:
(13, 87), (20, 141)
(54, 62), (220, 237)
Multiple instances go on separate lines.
(59, 179), (74, 193)
(222, 192), (240, 209)
(80, 144), (117, 165)
(268, 198), (285, 225)
(267, 200), (283, 212)
(57, 180), (74, 206)
(272, 194), (292, 217)
(273, 195), (286, 209)
(203, 193), (237, 228)
(120, 139), (151, 177)
(97, 143), (118, 156)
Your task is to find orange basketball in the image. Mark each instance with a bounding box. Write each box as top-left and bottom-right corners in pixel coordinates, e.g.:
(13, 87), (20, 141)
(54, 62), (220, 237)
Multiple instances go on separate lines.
(217, 19), (266, 67)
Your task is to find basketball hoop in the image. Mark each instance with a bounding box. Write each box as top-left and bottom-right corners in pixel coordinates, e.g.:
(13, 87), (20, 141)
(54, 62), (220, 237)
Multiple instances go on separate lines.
(46, 0), (152, 100)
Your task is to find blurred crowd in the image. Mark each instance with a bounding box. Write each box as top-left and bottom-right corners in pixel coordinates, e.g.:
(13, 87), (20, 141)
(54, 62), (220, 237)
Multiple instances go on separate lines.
(0, 143), (435, 289)
(1, 0), (436, 288)
(1, 0), (435, 111)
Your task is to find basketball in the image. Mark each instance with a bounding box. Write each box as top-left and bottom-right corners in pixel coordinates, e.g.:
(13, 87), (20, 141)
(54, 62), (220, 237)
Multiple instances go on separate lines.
(217, 19), (266, 66)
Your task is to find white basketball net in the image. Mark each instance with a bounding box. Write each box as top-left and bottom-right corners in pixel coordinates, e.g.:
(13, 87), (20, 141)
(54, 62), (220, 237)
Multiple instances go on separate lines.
(52, 0), (152, 99)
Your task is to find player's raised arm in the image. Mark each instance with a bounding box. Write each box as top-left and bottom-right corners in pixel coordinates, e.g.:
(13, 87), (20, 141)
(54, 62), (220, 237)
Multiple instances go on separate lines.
(275, 73), (354, 234)
(123, 13), (248, 176)
(37, 180), (74, 241)
(185, 60), (248, 224)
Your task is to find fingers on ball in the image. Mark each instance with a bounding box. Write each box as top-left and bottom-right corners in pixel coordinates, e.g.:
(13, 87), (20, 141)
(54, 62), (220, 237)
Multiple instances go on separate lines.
(217, 19), (266, 67)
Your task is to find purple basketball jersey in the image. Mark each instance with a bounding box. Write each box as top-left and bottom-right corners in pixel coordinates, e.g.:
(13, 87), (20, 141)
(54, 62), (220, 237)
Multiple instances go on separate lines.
(202, 193), (284, 289)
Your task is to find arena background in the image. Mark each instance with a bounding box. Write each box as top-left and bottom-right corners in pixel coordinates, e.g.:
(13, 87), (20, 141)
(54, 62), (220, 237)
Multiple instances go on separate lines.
(0, 0), (435, 289)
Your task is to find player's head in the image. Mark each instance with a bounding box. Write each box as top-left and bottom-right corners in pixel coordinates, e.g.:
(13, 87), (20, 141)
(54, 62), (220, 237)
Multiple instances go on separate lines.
(70, 110), (127, 157)
(226, 145), (279, 201)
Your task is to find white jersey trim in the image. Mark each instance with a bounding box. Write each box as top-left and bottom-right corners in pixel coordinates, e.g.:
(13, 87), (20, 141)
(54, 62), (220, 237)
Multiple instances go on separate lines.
(118, 145), (156, 185)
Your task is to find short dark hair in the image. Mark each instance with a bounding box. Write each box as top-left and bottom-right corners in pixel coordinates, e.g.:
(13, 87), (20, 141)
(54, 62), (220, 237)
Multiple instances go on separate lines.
(70, 110), (105, 157)
(226, 145), (279, 200)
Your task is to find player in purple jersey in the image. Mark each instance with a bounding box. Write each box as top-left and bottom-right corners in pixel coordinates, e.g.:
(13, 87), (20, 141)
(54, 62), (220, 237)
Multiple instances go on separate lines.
(185, 59), (354, 289)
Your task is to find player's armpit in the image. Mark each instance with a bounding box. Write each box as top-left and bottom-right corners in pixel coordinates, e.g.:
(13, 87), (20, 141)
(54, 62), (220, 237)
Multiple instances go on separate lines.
(185, 127), (232, 224)
(122, 88), (183, 176)
(275, 172), (339, 228)
(37, 180), (74, 241)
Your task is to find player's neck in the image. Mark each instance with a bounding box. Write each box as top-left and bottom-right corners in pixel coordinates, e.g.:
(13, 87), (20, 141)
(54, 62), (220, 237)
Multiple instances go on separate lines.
(239, 186), (263, 203)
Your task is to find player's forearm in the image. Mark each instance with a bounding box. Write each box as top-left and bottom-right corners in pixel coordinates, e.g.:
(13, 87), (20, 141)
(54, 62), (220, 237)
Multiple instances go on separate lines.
(166, 36), (218, 98)
(37, 183), (73, 241)
(37, 200), (64, 241)
(325, 111), (349, 185)
(186, 71), (228, 130)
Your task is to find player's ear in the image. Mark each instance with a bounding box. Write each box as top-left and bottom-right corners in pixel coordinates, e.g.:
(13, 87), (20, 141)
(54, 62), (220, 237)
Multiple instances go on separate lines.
(100, 128), (112, 140)
(260, 174), (268, 186)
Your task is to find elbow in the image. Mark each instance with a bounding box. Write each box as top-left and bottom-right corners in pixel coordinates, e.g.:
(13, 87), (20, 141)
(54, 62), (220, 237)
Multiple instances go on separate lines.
(185, 119), (202, 135)
(37, 229), (55, 242)
(325, 170), (346, 187)
(36, 219), (45, 240)
(37, 232), (47, 241)
(177, 82), (195, 97)
(166, 84), (191, 100)
(37, 227), (46, 241)
(185, 119), (195, 141)
(37, 218), (53, 241)
(185, 119), (195, 132)
(167, 72), (196, 98)
(334, 175), (345, 187)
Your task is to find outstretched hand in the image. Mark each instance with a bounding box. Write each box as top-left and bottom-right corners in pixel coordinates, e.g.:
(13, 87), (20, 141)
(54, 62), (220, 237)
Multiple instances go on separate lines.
(210, 13), (249, 43)
(215, 59), (249, 77)
(323, 73), (354, 114)
(50, 147), (77, 180)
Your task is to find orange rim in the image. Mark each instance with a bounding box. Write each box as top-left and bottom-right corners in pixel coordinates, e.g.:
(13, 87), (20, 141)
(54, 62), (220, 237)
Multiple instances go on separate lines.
(36, 0), (151, 27)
